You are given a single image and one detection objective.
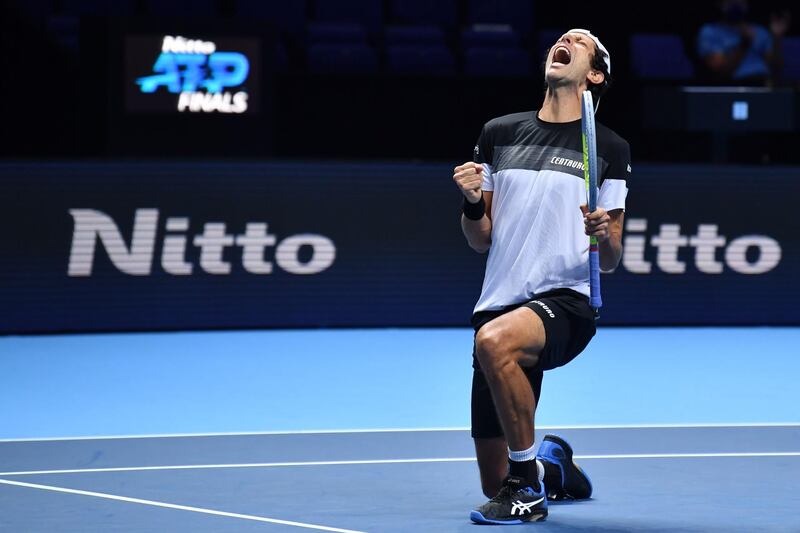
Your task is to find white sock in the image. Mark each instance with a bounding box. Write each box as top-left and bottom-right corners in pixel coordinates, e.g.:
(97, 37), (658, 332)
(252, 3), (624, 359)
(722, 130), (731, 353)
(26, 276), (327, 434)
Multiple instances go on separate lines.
(508, 443), (537, 462)
(536, 458), (545, 483)
(508, 444), (545, 483)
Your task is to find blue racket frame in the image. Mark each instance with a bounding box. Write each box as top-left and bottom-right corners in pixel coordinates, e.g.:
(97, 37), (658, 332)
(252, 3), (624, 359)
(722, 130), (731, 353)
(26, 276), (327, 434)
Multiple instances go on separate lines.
(581, 91), (603, 309)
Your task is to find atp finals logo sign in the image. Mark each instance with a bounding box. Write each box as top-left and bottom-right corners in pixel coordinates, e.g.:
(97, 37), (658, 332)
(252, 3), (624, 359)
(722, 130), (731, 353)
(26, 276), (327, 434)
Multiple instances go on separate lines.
(135, 35), (251, 114)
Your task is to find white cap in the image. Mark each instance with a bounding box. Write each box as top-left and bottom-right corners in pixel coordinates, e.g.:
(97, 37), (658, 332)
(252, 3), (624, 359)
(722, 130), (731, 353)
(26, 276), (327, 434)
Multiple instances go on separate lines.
(566, 28), (611, 74)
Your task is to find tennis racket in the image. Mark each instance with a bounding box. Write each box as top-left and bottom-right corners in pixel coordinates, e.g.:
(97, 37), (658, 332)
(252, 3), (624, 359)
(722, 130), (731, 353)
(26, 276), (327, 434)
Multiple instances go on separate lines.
(581, 90), (602, 310)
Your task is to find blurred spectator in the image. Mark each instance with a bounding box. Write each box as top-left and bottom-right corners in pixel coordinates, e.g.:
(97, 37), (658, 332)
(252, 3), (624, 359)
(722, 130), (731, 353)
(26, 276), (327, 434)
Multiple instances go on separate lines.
(697, 0), (791, 85)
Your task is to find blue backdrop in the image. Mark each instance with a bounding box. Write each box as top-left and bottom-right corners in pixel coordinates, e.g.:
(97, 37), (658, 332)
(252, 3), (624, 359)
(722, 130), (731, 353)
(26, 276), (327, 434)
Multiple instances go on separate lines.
(0, 161), (796, 333)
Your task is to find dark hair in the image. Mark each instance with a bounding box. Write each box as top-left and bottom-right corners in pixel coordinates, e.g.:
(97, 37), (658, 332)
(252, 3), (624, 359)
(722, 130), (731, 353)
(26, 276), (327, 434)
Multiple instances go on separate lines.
(587, 49), (612, 101)
(541, 47), (613, 102)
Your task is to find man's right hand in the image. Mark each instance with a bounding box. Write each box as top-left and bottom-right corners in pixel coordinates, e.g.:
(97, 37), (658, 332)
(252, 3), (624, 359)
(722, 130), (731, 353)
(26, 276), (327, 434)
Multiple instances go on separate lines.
(453, 162), (484, 204)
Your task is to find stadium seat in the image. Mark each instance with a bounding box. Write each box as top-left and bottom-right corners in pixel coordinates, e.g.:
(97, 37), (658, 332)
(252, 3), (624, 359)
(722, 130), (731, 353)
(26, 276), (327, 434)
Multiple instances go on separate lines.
(631, 34), (694, 79)
(465, 47), (531, 77)
(236, 0), (307, 38)
(274, 40), (290, 72)
(145, 0), (216, 17)
(46, 16), (79, 53)
(386, 44), (456, 76)
(308, 22), (368, 44)
(12, 0), (54, 19)
(315, 0), (383, 36)
(62, 0), (136, 16)
(462, 24), (522, 48)
(468, 0), (532, 37)
(308, 43), (379, 74)
(388, 0), (458, 31)
(782, 37), (800, 81)
(385, 25), (446, 46)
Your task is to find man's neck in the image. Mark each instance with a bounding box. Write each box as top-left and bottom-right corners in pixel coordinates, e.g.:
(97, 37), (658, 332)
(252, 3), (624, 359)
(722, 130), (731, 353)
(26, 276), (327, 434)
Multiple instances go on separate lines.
(538, 85), (583, 123)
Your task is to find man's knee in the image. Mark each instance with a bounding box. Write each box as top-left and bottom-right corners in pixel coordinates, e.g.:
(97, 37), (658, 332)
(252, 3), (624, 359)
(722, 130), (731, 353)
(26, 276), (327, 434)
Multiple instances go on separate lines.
(475, 320), (540, 373)
(475, 323), (508, 364)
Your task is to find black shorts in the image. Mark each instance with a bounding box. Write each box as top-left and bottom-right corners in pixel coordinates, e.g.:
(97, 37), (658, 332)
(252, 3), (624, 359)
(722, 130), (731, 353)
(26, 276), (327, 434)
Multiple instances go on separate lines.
(470, 288), (597, 439)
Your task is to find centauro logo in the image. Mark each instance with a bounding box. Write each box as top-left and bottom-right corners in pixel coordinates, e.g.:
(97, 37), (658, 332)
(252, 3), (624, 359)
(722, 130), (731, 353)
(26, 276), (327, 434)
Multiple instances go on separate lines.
(67, 209), (335, 277)
(622, 218), (781, 274)
(530, 300), (556, 318)
(136, 35), (250, 114)
(551, 156), (585, 171)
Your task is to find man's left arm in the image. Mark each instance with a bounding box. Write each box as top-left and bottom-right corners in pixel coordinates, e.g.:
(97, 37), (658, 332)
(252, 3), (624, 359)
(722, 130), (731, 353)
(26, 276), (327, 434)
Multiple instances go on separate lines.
(587, 136), (630, 272)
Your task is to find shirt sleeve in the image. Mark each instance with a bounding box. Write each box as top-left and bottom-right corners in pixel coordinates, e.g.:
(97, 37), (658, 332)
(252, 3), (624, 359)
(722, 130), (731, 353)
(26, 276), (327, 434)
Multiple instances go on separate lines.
(697, 24), (724, 57)
(473, 123), (495, 191)
(754, 26), (773, 55)
(599, 139), (630, 212)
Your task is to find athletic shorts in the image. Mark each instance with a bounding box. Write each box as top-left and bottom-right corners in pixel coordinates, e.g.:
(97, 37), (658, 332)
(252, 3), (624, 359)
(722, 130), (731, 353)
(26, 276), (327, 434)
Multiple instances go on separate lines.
(470, 288), (597, 439)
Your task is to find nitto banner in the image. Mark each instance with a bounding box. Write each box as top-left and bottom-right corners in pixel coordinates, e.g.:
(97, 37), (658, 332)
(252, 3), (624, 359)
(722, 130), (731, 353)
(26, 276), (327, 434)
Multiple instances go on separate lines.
(0, 162), (797, 333)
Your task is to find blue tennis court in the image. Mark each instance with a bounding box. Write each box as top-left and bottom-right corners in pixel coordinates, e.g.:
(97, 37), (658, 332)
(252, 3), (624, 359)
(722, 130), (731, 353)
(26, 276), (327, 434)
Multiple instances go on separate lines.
(1, 327), (798, 532)
(4, 1), (800, 530)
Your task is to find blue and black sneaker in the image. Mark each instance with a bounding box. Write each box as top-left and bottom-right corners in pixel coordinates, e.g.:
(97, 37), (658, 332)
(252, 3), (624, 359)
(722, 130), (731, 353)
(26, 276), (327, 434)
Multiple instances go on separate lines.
(470, 475), (548, 524)
(537, 434), (593, 501)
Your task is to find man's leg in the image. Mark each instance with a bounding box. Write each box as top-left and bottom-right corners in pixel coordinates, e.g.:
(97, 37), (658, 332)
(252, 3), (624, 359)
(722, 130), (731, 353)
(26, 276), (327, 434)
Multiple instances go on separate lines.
(470, 307), (549, 524)
(474, 306), (545, 461)
(474, 437), (507, 498)
(472, 366), (544, 499)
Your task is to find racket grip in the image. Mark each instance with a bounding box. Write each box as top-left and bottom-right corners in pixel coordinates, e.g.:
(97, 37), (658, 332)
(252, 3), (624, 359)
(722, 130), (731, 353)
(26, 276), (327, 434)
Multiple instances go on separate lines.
(589, 247), (602, 308)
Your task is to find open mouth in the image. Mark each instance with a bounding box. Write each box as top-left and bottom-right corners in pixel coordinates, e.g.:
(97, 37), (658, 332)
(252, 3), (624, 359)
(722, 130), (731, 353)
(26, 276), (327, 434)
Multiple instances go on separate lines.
(552, 45), (571, 66)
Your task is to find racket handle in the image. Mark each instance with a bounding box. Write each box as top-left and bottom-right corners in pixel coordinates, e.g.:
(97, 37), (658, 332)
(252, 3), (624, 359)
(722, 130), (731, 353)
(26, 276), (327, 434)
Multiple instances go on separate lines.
(589, 245), (602, 308)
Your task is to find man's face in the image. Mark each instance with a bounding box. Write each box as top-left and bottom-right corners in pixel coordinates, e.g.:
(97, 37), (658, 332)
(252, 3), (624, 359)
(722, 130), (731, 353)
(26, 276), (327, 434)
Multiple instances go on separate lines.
(545, 32), (601, 88)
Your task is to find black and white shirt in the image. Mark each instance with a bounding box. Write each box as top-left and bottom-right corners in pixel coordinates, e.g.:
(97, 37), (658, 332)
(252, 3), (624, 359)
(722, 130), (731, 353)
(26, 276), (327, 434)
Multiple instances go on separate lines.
(473, 110), (631, 313)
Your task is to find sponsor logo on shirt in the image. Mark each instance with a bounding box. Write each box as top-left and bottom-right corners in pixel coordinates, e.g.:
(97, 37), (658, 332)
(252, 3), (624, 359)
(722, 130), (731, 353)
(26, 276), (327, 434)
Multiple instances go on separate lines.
(550, 156), (585, 171)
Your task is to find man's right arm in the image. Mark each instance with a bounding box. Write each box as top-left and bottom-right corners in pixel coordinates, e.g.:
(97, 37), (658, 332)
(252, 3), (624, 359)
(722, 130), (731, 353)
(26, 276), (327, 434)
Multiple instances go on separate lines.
(453, 162), (493, 254)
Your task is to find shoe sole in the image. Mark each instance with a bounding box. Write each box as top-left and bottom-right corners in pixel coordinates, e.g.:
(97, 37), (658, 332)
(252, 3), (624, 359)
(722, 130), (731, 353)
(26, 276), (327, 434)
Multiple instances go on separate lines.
(542, 434), (593, 500)
(470, 510), (547, 524)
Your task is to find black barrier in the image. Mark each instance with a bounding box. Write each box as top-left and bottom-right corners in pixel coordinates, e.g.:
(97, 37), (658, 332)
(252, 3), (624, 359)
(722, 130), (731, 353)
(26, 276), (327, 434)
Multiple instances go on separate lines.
(0, 162), (797, 333)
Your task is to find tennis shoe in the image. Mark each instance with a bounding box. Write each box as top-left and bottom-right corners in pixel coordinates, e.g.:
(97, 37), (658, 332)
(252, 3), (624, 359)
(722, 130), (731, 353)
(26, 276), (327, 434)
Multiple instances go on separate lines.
(537, 434), (593, 500)
(470, 475), (547, 524)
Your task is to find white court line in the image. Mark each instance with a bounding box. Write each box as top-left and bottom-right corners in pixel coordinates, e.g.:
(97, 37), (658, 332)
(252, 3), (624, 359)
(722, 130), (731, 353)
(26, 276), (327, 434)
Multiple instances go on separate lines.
(1, 452), (799, 477)
(577, 452), (800, 460)
(1, 422), (798, 443)
(0, 478), (364, 533)
(0, 427), (471, 442)
(0, 457), (477, 476)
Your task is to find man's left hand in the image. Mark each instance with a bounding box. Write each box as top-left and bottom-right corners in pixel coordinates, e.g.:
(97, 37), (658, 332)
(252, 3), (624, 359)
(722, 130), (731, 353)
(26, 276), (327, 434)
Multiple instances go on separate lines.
(580, 205), (611, 242)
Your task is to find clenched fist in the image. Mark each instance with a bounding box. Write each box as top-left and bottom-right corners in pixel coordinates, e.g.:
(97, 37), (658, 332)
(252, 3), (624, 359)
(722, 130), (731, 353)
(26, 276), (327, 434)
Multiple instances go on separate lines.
(452, 162), (484, 204)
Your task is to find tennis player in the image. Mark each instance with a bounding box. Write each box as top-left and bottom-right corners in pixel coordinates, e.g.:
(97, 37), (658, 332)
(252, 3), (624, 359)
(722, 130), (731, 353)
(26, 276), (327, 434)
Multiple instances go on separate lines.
(453, 29), (631, 524)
